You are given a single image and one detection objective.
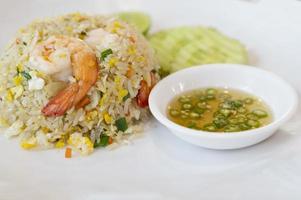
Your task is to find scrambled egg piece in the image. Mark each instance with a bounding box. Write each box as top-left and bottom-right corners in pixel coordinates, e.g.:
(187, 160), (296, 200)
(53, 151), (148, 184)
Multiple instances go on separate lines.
(55, 139), (65, 148)
(0, 117), (9, 127)
(85, 110), (98, 121)
(21, 137), (37, 150)
(67, 133), (93, 155)
(28, 77), (45, 91)
(10, 86), (24, 99)
(127, 46), (136, 55)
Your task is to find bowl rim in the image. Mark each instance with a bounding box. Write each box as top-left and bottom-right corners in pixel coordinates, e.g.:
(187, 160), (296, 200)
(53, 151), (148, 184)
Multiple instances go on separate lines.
(149, 64), (299, 139)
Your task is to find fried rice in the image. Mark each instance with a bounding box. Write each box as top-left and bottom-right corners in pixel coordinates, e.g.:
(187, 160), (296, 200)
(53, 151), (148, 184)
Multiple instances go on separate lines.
(0, 13), (159, 155)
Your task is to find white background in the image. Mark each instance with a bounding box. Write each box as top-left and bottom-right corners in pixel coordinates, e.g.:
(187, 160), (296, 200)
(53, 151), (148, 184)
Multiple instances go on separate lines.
(0, 0), (301, 199)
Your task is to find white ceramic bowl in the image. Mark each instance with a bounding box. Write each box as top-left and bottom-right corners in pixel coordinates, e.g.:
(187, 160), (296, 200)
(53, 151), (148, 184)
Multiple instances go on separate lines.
(149, 64), (298, 149)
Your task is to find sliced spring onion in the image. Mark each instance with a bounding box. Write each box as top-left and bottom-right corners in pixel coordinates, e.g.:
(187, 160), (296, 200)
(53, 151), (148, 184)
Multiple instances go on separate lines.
(244, 98), (254, 104)
(206, 94), (215, 100)
(178, 96), (190, 103)
(180, 114), (188, 119)
(247, 119), (260, 128)
(219, 109), (232, 117)
(182, 103), (193, 110)
(237, 107), (247, 113)
(197, 102), (207, 109)
(213, 118), (228, 128)
(228, 118), (239, 125)
(189, 112), (201, 119)
(203, 124), (217, 132)
(169, 109), (180, 117)
(193, 108), (205, 114)
(239, 123), (251, 131)
(232, 100), (243, 108)
(101, 49), (113, 61)
(252, 109), (268, 118)
(187, 122), (197, 129)
(206, 88), (217, 95)
(235, 115), (247, 124)
(199, 96), (207, 102)
(20, 71), (31, 80)
(246, 113), (259, 120)
(94, 134), (110, 147)
(122, 93), (130, 101)
(224, 125), (240, 132)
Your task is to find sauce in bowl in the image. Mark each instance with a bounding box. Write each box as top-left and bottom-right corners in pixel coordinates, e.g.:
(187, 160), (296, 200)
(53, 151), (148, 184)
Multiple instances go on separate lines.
(167, 88), (272, 132)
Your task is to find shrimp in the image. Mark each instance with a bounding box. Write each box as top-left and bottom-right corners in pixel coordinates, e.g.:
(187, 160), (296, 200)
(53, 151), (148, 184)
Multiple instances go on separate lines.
(136, 72), (157, 108)
(29, 36), (99, 117)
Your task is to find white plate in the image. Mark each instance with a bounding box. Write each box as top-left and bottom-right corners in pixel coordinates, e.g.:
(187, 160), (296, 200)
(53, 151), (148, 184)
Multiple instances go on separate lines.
(1, 0), (301, 199)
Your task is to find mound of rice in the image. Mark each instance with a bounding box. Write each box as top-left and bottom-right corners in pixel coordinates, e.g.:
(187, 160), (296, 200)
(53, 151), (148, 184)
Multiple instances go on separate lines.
(0, 13), (159, 155)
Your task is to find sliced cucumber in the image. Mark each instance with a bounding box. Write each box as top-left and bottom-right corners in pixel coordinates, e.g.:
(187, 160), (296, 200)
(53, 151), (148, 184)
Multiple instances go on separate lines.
(117, 12), (151, 35)
(148, 27), (248, 75)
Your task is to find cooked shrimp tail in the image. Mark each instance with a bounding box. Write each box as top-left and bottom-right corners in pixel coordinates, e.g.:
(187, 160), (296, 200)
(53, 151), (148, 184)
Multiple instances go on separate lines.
(136, 72), (157, 108)
(42, 83), (79, 116)
(33, 36), (99, 117)
(75, 96), (91, 109)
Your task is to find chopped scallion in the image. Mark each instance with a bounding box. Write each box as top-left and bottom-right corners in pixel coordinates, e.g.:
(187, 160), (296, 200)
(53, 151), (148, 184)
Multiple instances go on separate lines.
(101, 48), (113, 61)
(21, 71), (32, 80)
(115, 117), (128, 132)
(122, 93), (130, 101)
(94, 134), (110, 148)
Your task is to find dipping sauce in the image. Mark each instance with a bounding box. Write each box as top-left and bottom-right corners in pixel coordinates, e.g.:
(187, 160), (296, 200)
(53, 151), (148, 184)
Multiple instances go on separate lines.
(167, 88), (272, 132)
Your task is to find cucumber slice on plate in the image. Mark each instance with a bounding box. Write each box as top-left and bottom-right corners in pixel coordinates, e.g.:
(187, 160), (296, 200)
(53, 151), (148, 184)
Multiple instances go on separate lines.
(117, 12), (151, 35)
(148, 27), (248, 75)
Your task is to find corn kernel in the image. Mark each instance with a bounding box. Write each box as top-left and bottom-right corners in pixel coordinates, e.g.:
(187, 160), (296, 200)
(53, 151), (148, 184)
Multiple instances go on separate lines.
(39, 30), (44, 36)
(114, 76), (121, 86)
(21, 137), (37, 150)
(108, 58), (117, 67)
(0, 117), (9, 127)
(104, 112), (112, 124)
(41, 127), (50, 133)
(86, 110), (98, 121)
(16, 63), (23, 72)
(66, 26), (73, 33)
(137, 56), (145, 62)
(99, 94), (107, 107)
(84, 137), (94, 149)
(6, 89), (14, 102)
(13, 75), (23, 86)
(10, 86), (23, 99)
(118, 89), (128, 102)
(127, 46), (136, 55)
(55, 139), (65, 148)
(113, 21), (122, 29)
